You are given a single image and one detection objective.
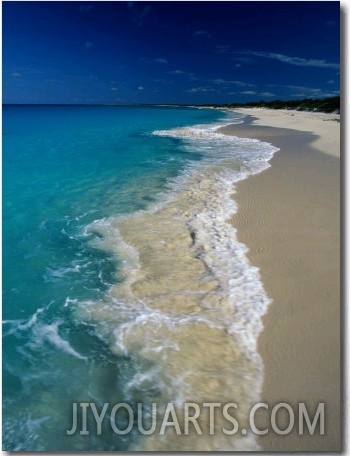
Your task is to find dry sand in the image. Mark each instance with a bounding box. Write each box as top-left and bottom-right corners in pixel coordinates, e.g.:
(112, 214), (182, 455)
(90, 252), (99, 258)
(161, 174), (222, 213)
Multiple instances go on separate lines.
(232, 107), (340, 158)
(220, 108), (340, 451)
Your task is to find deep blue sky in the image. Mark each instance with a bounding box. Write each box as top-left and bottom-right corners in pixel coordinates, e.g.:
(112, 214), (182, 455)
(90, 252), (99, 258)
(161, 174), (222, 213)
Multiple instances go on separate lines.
(3, 1), (340, 104)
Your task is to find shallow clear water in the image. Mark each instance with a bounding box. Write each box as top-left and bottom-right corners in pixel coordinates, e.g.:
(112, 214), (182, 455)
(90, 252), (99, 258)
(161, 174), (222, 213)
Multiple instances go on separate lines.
(3, 105), (278, 451)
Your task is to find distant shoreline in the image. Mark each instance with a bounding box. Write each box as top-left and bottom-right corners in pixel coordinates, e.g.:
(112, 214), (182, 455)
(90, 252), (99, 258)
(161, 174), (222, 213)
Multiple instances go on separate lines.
(2, 95), (340, 115)
(202, 95), (340, 115)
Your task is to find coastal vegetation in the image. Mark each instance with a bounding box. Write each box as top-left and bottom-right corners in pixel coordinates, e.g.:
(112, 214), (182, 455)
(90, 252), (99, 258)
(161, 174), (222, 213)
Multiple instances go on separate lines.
(204, 96), (340, 114)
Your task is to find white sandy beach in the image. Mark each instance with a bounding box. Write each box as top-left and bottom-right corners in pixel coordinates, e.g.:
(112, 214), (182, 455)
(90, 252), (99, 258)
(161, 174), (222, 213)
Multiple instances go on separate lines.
(233, 107), (340, 157)
(220, 108), (340, 451)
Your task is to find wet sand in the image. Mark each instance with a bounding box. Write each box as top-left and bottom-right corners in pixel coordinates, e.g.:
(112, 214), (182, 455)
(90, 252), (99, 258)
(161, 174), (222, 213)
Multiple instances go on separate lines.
(220, 110), (340, 451)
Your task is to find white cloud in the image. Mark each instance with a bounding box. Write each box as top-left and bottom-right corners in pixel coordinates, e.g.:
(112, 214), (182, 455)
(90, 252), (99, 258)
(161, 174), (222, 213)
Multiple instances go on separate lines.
(154, 58), (168, 65)
(270, 84), (339, 99)
(240, 91), (257, 95)
(187, 86), (215, 93)
(11, 72), (22, 77)
(85, 42), (94, 50)
(213, 79), (254, 88)
(259, 92), (275, 98)
(285, 85), (322, 92)
(140, 57), (168, 65)
(110, 87), (118, 91)
(187, 88), (206, 93)
(138, 86), (144, 91)
(169, 70), (185, 74)
(245, 51), (339, 69)
(194, 30), (211, 39)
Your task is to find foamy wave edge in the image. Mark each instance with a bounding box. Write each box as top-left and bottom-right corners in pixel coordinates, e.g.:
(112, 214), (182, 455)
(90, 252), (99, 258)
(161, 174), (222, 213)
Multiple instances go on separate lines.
(151, 118), (279, 353)
(78, 113), (280, 451)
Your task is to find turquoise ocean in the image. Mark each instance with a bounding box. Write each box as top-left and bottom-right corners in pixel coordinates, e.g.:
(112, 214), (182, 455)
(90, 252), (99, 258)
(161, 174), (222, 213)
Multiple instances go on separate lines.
(3, 106), (278, 451)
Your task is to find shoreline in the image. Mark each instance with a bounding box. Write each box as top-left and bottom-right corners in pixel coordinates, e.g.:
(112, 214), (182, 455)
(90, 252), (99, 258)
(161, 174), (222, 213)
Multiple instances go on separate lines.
(220, 108), (340, 451)
(81, 114), (280, 451)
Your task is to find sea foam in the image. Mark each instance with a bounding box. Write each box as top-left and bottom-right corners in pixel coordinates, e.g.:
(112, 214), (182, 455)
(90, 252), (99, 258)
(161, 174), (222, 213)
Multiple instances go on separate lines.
(74, 113), (279, 451)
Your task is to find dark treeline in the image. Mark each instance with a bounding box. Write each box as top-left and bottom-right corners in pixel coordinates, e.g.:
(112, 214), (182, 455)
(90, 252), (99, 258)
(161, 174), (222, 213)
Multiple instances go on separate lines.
(203, 96), (340, 114)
